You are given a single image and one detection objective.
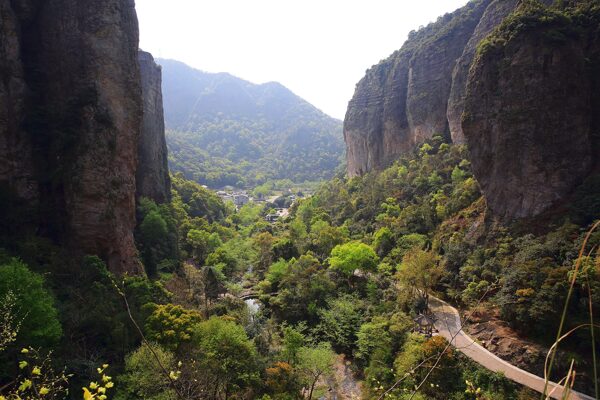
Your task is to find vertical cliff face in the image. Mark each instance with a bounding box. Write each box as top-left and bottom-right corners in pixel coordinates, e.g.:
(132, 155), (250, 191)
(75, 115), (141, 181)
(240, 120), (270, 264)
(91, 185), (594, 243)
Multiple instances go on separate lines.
(344, 0), (491, 177)
(0, 0), (143, 274)
(344, 0), (595, 220)
(137, 51), (171, 204)
(0, 1), (36, 202)
(447, 0), (519, 144)
(462, 3), (599, 220)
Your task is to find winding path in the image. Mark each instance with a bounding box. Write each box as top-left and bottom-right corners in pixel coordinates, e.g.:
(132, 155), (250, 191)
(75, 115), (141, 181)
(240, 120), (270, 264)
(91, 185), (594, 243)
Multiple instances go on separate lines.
(429, 297), (595, 400)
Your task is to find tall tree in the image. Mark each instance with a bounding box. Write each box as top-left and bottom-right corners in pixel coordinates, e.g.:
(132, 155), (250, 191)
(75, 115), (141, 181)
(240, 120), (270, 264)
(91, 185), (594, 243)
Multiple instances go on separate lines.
(396, 248), (444, 310)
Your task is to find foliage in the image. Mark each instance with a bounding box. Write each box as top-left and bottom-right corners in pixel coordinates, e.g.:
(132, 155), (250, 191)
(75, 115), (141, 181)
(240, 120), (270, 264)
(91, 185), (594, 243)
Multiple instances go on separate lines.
(280, 324), (306, 365)
(144, 303), (203, 351)
(396, 248), (444, 310)
(161, 60), (344, 188)
(0, 291), (20, 352)
(191, 317), (259, 396)
(266, 254), (335, 324)
(136, 197), (180, 276)
(315, 295), (365, 354)
(265, 361), (299, 396)
(116, 344), (177, 400)
(0, 259), (61, 348)
(170, 173), (228, 221)
(0, 347), (70, 400)
(329, 242), (379, 277)
(296, 343), (336, 400)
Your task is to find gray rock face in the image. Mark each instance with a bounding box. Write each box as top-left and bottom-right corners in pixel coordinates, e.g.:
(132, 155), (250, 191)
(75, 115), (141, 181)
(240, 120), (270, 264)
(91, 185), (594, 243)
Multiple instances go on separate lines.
(344, 0), (491, 177)
(344, 0), (596, 220)
(0, 1), (36, 201)
(0, 0), (143, 274)
(462, 5), (599, 220)
(447, 0), (519, 144)
(137, 51), (171, 204)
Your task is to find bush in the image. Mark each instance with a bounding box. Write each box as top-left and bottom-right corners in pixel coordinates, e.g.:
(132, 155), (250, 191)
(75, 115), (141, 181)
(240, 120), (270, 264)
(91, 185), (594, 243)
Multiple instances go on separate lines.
(116, 343), (177, 400)
(0, 259), (61, 348)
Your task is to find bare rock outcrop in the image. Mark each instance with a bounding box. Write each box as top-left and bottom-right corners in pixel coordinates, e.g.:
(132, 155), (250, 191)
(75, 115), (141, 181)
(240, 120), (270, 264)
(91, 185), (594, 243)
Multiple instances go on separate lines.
(447, 0), (519, 144)
(0, 0), (143, 274)
(344, 0), (597, 220)
(0, 1), (36, 201)
(462, 3), (599, 220)
(344, 0), (491, 177)
(137, 50), (171, 204)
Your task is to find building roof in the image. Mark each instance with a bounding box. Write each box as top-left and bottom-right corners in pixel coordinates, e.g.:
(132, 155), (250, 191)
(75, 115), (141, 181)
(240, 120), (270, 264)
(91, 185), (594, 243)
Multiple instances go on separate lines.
(414, 314), (436, 326)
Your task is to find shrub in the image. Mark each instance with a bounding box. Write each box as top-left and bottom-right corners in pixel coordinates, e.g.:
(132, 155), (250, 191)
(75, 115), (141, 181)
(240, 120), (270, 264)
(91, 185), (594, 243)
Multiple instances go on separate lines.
(0, 259), (61, 348)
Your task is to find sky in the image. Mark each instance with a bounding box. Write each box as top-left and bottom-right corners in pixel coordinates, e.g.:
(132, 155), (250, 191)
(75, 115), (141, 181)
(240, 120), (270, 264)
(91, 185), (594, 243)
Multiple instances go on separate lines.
(136, 0), (469, 120)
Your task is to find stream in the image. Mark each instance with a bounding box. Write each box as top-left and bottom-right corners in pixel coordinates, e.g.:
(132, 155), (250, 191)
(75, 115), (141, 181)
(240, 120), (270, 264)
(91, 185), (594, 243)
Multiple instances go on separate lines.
(244, 297), (260, 315)
(240, 268), (362, 399)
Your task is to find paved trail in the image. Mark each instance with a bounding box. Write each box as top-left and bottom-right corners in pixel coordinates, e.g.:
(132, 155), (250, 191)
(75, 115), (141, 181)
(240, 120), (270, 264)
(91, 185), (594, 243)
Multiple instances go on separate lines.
(430, 297), (595, 400)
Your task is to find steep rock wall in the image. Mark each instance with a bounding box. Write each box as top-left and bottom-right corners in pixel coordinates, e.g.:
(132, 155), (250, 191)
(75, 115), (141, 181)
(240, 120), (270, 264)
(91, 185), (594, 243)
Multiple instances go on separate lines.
(0, 1), (36, 202)
(137, 50), (171, 204)
(462, 3), (599, 220)
(447, 0), (519, 144)
(0, 0), (143, 274)
(344, 0), (491, 176)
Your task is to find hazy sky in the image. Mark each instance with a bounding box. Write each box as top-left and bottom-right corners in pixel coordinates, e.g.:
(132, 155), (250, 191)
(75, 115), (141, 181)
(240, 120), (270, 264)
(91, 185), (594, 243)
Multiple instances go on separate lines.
(136, 0), (468, 120)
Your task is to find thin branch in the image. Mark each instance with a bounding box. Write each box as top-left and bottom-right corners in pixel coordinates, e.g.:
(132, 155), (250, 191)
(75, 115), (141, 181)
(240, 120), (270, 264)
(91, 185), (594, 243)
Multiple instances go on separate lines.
(112, 278), (186, 400)
(379, 280), (496, 400)
(408, 281), (498, 400)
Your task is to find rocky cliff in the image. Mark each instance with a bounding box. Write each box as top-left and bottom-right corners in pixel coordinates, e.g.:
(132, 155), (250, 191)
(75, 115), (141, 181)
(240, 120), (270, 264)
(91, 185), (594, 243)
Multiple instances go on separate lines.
(447, 0), (519, 143)
(462, 2), (600, 220)
(0, 0), (144, 274)
(345, 0), (596, 220)
(344, 0), (492, 176)
(137, 51), (171, 204)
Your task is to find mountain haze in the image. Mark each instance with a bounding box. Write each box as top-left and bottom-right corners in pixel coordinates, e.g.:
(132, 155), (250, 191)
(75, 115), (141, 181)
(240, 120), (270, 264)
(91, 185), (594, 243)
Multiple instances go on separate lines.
(159, 59), (344, 188)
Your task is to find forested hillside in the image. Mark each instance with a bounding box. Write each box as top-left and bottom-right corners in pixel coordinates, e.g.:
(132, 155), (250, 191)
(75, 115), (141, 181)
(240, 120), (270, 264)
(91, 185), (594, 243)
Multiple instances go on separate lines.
(159, 59), (344, 187)
(1, 0), (599, 399)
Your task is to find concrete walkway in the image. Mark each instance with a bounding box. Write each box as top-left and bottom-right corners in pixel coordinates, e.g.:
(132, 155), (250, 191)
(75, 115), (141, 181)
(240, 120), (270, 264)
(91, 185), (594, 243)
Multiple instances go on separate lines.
(429, 297), (595, 400)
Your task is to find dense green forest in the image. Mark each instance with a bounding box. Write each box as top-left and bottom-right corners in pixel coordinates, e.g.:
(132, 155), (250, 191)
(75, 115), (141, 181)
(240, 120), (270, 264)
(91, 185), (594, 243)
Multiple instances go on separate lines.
(2, 136), (598, 399)
(160, 59), (344, 188)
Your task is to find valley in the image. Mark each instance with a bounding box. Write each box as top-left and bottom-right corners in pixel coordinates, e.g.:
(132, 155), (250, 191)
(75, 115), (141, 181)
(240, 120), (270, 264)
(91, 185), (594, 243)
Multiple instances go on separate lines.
(0, 0), (598, 400)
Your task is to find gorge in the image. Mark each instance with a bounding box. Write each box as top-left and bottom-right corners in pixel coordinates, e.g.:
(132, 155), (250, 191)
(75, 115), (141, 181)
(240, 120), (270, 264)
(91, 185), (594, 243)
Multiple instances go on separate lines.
(0, 0), (598, 399)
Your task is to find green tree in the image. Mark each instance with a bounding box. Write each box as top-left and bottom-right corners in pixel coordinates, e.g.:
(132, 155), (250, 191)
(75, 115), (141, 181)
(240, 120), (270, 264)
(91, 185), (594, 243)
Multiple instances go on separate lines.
(144, 303), (203, 351)
(307, 220), (347, 260)
(281, 323), (306, 365)
(202, 266), (225, 317)
(373, 227), (394, 257)
(272, 238), (299, 261)
(187, 229), (221, 264)
(396, 248), (444, 310)
(192, 317), (259, 398)
(0, 259), (61, 348)
(329, 242), (378, 277)
(316, 294), (364, 354)
(139, 210), (170, 276)
(266, 259), (290, 290)
(140, 211), (168, 243)
(297, 343), (336, 400)
(269, 254), (334, 323)
(116, 343), (177, 400)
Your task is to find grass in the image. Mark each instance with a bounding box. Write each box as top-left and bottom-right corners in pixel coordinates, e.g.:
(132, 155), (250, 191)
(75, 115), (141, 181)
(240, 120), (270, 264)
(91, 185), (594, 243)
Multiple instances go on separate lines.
(543, 220), (599, 399)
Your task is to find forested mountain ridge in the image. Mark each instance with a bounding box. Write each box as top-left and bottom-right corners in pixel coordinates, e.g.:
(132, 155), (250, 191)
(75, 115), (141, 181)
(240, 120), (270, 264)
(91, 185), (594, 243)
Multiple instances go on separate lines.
(159, 59), (344, 187)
